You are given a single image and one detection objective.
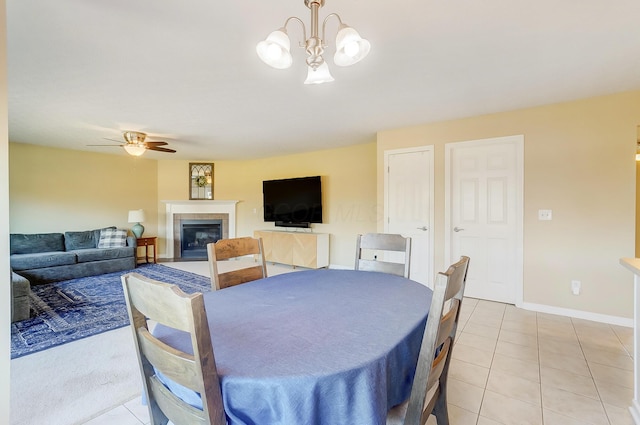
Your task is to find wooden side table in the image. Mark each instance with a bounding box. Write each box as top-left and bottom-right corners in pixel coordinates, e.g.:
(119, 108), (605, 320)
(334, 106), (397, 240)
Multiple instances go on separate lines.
(136, 237), (157, 264)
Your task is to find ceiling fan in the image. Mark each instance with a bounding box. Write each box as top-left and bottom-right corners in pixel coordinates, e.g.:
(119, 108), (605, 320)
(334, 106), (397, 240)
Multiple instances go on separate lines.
(88, 131), (177, 156)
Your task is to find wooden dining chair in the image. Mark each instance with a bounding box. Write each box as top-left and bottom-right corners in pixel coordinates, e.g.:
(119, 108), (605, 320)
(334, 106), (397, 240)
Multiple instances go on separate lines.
(121, 272), (226, 425)
(207, 236), (267, 290)
(386, 256), (470, 425)
(355, 233), (412, 278)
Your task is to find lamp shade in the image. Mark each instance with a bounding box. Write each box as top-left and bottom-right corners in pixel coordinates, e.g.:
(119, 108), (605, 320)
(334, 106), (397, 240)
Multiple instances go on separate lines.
(304, 62), (335, 85)
(123, 144), (146, 156)
(128, 209), (145, 223)
(334, 24), (371, 67)
(256, 28), (293, 69)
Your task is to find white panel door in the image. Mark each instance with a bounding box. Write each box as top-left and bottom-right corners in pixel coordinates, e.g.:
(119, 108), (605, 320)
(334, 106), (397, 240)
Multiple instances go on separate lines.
(385, 147), (434, 287)
(446, 136), (523, 303)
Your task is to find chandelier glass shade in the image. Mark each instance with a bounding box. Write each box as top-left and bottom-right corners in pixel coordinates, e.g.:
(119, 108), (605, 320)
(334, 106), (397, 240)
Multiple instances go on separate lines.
(256, 0), (370, 84)
(334, 24), (370, 66)
(304, 61), (334, 84)
(256, 29), (293, 69)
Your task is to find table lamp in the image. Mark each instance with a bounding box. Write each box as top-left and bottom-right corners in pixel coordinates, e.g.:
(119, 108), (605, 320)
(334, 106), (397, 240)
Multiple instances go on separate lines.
(128, 209), (145, 238)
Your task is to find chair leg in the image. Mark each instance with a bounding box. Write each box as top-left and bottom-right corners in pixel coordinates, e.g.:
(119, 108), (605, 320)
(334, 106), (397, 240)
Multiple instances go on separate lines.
(432, 375), (450, 425)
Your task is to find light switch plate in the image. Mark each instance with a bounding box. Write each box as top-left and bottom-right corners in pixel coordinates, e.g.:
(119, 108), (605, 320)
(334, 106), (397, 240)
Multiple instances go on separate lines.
(538, 209), (552, 220)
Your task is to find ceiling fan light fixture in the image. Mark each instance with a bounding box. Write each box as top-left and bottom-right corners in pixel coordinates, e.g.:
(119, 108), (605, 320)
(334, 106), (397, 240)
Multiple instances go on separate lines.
(123, 131), (146, 144)
(123, 144), (146, 156)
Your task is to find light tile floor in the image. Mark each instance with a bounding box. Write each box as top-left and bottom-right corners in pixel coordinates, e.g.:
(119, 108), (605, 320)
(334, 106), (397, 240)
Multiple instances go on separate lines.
(83, 292), (636, 425)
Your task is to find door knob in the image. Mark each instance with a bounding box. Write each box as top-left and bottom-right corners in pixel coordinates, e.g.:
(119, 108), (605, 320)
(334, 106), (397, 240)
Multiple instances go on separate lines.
(453, 227), (465, 232)
(416, 226), (428, 231)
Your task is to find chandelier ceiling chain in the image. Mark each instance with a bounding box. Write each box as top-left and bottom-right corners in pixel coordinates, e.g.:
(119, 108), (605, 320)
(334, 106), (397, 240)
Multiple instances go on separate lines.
(256, 0), (371, 85)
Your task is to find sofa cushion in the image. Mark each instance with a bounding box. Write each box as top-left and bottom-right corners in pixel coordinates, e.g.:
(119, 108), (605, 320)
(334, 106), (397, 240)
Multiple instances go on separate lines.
(10, 233), (65, 255)
(10, 251), (77, 271)
(64, 226), (117, 250)
(97, 228), (128, 248)
(74, 247), (135, 263)
(64, 230), (96, 250)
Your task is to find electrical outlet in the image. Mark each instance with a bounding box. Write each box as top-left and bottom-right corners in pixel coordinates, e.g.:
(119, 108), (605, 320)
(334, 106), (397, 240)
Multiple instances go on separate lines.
(538, 209), (553, 220)
(571, 280), (581, 295)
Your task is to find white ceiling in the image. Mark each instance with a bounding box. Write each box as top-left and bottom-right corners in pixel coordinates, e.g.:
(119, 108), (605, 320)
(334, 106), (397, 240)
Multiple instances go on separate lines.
(7, 0), (640, 160)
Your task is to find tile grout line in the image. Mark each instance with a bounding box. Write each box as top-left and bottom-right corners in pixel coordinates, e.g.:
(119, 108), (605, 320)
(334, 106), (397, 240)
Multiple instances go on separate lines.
(573, 318), (614, 425)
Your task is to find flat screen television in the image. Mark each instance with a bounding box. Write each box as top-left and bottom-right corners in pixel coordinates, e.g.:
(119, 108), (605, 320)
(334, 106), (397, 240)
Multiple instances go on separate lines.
(263, 176), (322, 227)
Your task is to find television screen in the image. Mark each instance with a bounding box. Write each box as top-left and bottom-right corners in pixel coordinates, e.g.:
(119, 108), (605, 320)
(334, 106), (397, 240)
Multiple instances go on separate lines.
(263, 176), (322, 226)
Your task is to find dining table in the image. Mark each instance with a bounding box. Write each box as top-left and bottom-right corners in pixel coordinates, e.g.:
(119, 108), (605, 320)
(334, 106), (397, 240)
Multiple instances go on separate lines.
(152, 268), (433, 425)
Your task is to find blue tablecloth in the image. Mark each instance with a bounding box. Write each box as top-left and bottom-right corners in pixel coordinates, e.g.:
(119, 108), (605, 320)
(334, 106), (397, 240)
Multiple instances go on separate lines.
(153, 268), (432, 425)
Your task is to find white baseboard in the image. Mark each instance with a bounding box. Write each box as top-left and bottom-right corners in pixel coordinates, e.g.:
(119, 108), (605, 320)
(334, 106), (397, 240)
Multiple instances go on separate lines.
(519, 301), (633, 328)
(323, 267), (634, 328)
(630, 399), (640, 425)
(328, 263), (352, 270)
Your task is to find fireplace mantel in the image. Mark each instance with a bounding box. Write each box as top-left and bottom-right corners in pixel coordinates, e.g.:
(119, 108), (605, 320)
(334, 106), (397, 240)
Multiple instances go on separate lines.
(162, 200), (238, 259)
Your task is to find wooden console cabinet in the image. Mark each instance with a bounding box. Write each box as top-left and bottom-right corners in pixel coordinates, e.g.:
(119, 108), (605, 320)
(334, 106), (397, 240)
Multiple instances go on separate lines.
(254, 230), (329, 269)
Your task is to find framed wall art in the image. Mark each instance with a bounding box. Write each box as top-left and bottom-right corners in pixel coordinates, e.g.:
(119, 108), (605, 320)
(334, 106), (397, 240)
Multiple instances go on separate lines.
(189, 162), (214, 200)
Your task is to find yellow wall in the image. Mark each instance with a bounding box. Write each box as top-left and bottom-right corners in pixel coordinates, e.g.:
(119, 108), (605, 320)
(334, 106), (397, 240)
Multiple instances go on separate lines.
(9, 142), (377, 268)
(157, 142), (378, 267)
(378, 91), (640, 319)
(9, 144), (159, 235)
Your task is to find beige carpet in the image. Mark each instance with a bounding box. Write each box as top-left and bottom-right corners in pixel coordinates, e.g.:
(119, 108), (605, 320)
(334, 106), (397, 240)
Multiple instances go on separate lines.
(10, 260), (298, 425)
(10, 326), (141, 425)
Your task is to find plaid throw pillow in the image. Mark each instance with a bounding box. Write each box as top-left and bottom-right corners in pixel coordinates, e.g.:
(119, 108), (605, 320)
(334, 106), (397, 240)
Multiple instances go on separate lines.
(97, 228), (128, 248)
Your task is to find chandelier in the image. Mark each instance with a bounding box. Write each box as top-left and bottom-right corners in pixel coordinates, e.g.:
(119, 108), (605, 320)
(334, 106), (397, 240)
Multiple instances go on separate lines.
(256, 0), (371, 85)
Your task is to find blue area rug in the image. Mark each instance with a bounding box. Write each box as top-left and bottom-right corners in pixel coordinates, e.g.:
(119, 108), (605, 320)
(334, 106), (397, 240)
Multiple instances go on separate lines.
(10, 264), (212, 359)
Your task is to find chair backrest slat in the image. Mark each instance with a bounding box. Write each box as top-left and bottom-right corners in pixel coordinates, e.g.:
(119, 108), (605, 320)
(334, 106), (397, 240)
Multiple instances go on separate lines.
(138, 328), (200, 390)
(425, 338), (451, 391)
(355, 233), (411, 278)
(435, 299), (458, 348)
(208, 237), (267, 290)
(122, 273), (226, 425)
(125, 276), (193, 331)
(217, 265), (267, 289)
(358, 233), (409, 251)
(357, 259), (407, 277)
(150, 376), (209, 425)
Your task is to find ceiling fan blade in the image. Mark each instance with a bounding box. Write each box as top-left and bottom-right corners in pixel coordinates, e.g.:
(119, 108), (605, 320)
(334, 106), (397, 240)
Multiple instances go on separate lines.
(147, 146), (176, 153)
(145, 141), (168, 146)
(103, 137), (125, 144)
(87, 144), (122, 147)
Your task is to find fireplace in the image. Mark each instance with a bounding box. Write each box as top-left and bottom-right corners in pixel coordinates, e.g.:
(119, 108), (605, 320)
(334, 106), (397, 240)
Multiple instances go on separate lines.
(163, 200), (238, 260)
(172, 213), (229, 260)
(180, 219), (223, 259)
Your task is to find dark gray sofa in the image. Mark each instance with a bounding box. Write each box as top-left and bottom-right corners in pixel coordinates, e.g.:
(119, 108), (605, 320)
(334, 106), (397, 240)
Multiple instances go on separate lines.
(11, 269), (30, 322)
(10, 226), (137, 285)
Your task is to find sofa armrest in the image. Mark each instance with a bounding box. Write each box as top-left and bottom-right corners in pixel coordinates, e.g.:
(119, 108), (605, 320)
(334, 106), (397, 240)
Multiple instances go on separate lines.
(127, 236), (137, 247)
